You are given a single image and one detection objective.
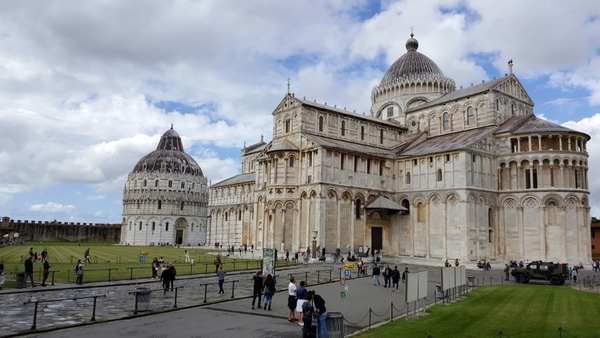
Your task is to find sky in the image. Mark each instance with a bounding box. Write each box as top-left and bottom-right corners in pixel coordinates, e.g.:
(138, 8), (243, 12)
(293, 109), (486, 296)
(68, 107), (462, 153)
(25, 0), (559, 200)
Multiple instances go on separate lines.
(1, 0), (600, 224)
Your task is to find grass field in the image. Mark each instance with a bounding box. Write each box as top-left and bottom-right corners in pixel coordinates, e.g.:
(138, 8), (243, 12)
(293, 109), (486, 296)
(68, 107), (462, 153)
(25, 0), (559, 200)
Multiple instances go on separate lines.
(0, 242), (293, 285)
(356, 285), (600, 338)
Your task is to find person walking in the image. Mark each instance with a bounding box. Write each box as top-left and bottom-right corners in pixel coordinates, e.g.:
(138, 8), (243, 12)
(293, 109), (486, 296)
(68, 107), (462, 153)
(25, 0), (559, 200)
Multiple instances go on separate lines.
(383, 264), (392, 288)
(251, 270), (263, 309)
(313, 291), (329, 338)
(372, 264), (381, 285)
(151, 257), (159, 279)
(184, 250), (190, 263)
(503, 264), (510, 281)
(0, 259), (5, 290)
(213, 255), (222, 274)
(262, 274), (276, 310)
(168, 264), (177, 291)
(217, 264), (226, 294)
(160, 264), (173, 294)
(41, 257), (52, 286)
(24, 256), (35, 288)
(296, 281), (308, 325)
(402, 267), (410, 284)
(84, 248), (92, 264)
(287, 277), (298, 322)
(572, 267), (578, 284)
(391, 266), (400, 291)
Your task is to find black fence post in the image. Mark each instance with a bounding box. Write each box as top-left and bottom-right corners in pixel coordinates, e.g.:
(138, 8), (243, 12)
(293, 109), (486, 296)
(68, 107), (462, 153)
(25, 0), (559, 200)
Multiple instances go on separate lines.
(203, 284), (208, 303)
(91, 296), (98, 321)
(369, 307), (372, 330)
(317, 270), (320, 283)
(51, 271), (57, 286)
(329, 269), (332, 282)
(174, 287), (180, 308)
(108, 269), (112, 282)
(133, 291), (139, 314)
(231, 280), (236, 298)
(304, 271), (308, 283)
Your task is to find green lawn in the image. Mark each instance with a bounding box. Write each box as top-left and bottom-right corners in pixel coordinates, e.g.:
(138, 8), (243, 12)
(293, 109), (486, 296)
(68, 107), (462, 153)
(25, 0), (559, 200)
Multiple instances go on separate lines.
(356, 286), (600, 338)
(0, 243), (294, 284)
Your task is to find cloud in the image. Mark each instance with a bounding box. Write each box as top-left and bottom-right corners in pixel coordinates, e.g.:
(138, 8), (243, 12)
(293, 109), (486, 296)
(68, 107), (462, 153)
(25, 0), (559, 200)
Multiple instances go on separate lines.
(29, 202), (76, 214)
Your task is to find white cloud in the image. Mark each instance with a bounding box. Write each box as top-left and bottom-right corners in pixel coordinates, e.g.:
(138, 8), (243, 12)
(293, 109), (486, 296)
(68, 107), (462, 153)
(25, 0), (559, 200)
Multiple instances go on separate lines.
(29, 202), (76, 214)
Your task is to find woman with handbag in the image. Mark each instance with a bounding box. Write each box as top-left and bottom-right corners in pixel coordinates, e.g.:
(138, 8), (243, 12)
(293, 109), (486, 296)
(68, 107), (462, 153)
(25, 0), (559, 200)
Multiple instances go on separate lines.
(262, 274), (276, 310)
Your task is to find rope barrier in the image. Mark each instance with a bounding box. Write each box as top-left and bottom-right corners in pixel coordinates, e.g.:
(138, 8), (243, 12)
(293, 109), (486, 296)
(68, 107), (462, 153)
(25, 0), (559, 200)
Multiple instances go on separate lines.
(342, 310), (371, 326)
(370, 306), (390, 317)
(392, 301), (406, 312)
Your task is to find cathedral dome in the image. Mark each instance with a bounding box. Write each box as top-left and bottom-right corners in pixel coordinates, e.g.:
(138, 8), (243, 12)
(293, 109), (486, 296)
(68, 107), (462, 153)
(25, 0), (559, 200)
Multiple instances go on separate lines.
(379, 33), (446, 85)
(132, 126), (203, 176)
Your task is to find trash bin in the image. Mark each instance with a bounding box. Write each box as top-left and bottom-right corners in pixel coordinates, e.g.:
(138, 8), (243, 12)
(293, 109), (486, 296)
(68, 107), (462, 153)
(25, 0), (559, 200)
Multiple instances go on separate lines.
(16, 272), (26, 289)
(326, 312), (345, 338)
(133, 287), (152, 312)
(303, 257), (309, 264)
(435, 284), (446, 299)
(467, 275), (475, 287)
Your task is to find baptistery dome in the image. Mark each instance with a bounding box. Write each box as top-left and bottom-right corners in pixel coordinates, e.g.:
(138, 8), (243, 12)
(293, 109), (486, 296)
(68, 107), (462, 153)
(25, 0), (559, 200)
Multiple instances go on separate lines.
(132, 126), (203, 176)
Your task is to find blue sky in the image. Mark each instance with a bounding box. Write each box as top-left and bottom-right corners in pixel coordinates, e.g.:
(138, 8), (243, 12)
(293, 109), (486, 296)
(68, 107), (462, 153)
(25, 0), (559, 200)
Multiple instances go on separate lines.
(1, 0), (600, 223)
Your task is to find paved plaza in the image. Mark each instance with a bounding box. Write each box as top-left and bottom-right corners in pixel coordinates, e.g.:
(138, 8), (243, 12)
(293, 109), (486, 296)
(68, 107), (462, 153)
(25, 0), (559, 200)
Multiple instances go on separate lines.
(1, 257), (597, 338)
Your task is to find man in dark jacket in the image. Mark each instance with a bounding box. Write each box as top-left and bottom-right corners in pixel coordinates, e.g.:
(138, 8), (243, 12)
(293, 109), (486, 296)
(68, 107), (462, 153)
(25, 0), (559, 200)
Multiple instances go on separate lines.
(383, 264), (392, 288)
(372, 264), (381, 285)
(391, 266), (401, 291)
(251, 270), (263, 309)
(160, 264), (172, 294)
(24, 256), (35, 287)
(402, 267), (410, 284)
(313, 292), (328, 338)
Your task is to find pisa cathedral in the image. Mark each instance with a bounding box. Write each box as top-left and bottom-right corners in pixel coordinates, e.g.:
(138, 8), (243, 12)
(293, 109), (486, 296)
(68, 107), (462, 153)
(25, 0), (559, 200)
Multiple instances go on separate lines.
(122, 33), (591, 265)
(207, 33), (591, 265)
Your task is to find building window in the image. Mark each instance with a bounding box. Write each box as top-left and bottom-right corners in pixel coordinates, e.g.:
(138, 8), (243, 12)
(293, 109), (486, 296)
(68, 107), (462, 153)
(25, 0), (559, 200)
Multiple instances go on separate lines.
(511, 104), (515, 116)
(158, 200), (162, 210)
(367, 159), (371, 174)
(361, 126), (365, 140)
(355, 200), (361, 219)
(225, 212), (228, 221)
(467, 106), (474, 125)
(379, 129), (384, 144)
(496, 99), (499, 110)
(238, 210), (242, 220)
(443, 112), (450, 130)
(488, 208), (494, 243)
(417, 202), (425, 222)
(143, 180), (147, 187)
(152, 222), (155, 231)
(406, 172), (411, 184)
(289, 157), (294, 167)
(341, 154), (345, 170)
(354, 156), (358, 172)
(139, 222), (142, 230)
(575, 169), (581, 188)
(437, 169), (442, 181)
(341, 121), (346, 136)
(387, 107), (393, 117)
(525, 169), (538, 189)
(401, 200), (410, 214)
(165, 222), (169, 231)
(181, 182), (185, 189)
(379, 161), (383, 176)
(285, 119), (290, 133)
(473, 154), (476, 162)
(318, 116), (324, 132)
(180, 201), (184, 210)
(155, 180), (159, 187)
(413, 159), (417, 166)
(168, 180), (172, 188)
(308, 152), (312, 167)
(307, 175), (312, 183)
(446, 154), (450, 162)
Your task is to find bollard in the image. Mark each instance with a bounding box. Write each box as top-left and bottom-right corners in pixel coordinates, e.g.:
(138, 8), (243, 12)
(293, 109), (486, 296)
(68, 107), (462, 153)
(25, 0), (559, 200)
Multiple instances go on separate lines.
(317, 271), (320, 283)
(174, 287), (180, 308)
(189, 264), (193, 275)
(31, 301), (39, 330)
(231, 281), (236, 298)
(369, 307), (372, 329)
(91, 296), (98, 321)
(202, 284), (208, 303)
(304, 271), (308, 283)
(50, 271), (57, 286)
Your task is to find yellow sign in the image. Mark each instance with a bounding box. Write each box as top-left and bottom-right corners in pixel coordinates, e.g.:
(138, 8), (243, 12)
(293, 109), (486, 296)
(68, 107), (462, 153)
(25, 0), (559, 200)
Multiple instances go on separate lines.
(344, 263), (356, 270)
(140, 251), (150, 256)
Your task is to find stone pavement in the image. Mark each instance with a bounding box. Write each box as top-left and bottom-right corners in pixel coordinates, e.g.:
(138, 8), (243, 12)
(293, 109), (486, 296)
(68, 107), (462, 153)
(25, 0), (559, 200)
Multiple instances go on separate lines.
(1, 257), (597, 338)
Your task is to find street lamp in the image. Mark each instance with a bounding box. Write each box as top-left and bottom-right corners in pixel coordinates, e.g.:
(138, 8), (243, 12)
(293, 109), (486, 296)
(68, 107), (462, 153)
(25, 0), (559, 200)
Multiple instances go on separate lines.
(311, 230), (318, 259)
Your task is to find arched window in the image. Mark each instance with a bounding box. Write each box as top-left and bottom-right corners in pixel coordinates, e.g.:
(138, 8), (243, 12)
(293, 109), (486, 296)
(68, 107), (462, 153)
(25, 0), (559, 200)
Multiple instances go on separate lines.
(152, 222), (155, 231)
(443, 112), (450, 130)
(417, 202), (425, 222)
(511, 104), (515, 116)
(547, 200), (557, 225)
(238, 210), (242, 220)
(360, 126), (365, 140)
(318, 116), (324, 132)
(406, 172), (411, 184)
(168, 180), (172, 188)
(143, 179), (147, 187)
(379, 129), (384, 144)
(289, 157), (294, 167)
(158, 200), (162, 210)
(355, 200), (362, 219)
(155, 180), (159, 187)
(466, 106), (474, 125)
(401, 199), (410, 215)
(165, 222), (169, 231)
(180, 201), (184, 210)
(488, 208), (494, 243)
(139, 222), (142, 230)
(285, 119), (290, 133)
(341, 121), (346, 136)
(181, 182), (185, 189)
(225, 212), (228, 221)
(437, 169), (443, 181)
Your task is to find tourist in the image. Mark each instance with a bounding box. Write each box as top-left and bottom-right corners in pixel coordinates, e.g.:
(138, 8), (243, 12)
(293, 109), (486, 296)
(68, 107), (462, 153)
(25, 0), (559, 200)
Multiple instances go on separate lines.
(217, 264), (226, 294)
(76, 264), (84, 285)
(312, 291), (329, 338)
(29, 247), (34, 258)
(251, 270), (263, 309)
(84, 248), (92, 264)
(287, 276), (298, 322)
(372, 264), (381, 285)
(151, 257), (159, 279)
(391, 266), (400, 291)
(0, 259), (5, 290)
(402, 267), (409, 284)
(296, 281), (308, 325)
(285, 250), (289, 262)
(262, 274), (276, 310)
(383, 264), (392, 288)
(169, 263), (177, 291)
(41, 257), (52, 286)
(158, 256), (165, 264)
(504, 264), (510, 281)
(302, 292), (315, 338)
(213, 255), (222, 273)
(184, 250), (190, 263)
(455, 258), (459, 266)
(41, 248), (48, 261)
(24, 256), (35, 287)
(445, 259), (451, 267)
(160, 264), (172, 294)
(572, 267), (578, 284)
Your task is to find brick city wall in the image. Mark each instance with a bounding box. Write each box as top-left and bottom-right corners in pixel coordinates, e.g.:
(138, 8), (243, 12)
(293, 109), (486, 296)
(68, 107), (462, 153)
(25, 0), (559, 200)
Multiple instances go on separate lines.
(1, 217), (121, 243)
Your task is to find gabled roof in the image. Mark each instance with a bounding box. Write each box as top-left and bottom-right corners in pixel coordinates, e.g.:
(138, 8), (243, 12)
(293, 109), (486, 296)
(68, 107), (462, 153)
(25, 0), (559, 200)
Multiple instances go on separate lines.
(366, 196), (407, 211)
(266, 139), (299, 153)
(398, 127), (497, 157)
(244, 141), (267, 155)
(304, 134), (394, 157)
(211, 173), (255, 188)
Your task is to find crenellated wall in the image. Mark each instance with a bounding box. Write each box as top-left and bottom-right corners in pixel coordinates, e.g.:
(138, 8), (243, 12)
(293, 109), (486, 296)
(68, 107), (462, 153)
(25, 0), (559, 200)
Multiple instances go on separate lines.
(1, 217), (121, 243)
